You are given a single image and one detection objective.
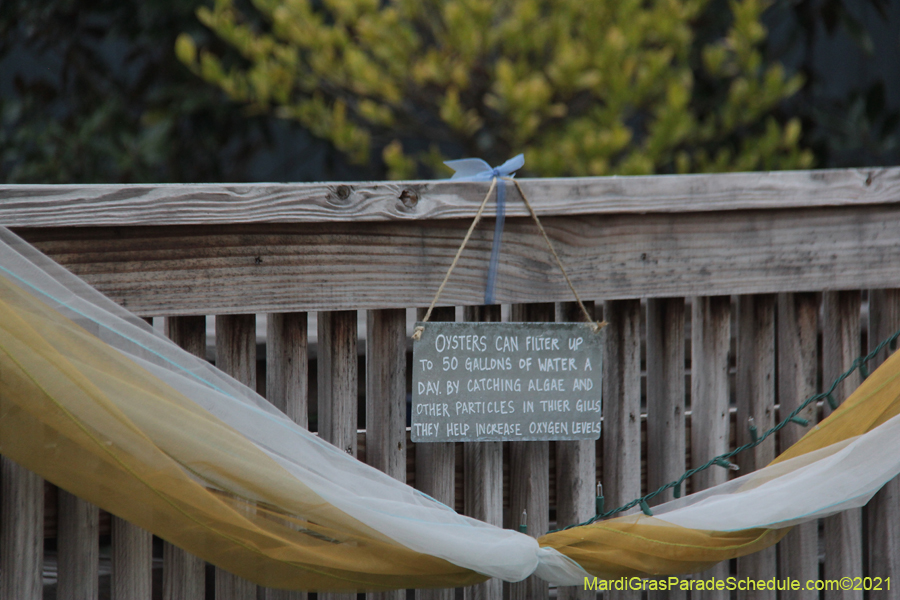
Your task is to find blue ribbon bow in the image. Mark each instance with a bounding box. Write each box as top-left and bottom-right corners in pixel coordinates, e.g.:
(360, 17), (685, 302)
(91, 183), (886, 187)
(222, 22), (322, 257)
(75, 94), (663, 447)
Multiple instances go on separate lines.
(443, 154), (524, 305)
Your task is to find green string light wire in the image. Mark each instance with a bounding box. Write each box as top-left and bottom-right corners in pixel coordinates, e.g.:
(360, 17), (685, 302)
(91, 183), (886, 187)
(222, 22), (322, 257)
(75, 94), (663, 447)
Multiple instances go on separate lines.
(548, 326), (900, 533)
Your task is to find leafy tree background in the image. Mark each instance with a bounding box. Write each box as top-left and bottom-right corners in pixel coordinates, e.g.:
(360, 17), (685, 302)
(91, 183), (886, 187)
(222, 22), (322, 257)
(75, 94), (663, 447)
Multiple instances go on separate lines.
(177, 0), (817, 179)
(0, 0), (369, 183)
(1, 0), (897, 183)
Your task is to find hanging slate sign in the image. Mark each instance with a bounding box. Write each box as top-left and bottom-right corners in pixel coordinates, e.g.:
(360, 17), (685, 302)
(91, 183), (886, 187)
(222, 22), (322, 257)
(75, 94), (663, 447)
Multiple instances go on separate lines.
(411, 322), (603, 442)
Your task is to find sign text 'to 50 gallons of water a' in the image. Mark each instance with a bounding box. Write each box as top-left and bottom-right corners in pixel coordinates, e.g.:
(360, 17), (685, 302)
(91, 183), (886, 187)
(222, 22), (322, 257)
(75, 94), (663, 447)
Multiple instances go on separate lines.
(411, 322), (603, 442)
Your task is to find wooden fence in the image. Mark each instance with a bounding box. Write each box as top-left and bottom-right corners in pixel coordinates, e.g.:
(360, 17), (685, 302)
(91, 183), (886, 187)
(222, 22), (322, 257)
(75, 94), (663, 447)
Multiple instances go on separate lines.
(2, 167), (900, 600)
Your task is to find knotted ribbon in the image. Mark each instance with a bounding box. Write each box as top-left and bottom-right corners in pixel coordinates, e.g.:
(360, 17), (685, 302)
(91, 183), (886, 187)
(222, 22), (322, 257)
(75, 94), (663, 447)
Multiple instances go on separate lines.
(444, 154), (525, 304)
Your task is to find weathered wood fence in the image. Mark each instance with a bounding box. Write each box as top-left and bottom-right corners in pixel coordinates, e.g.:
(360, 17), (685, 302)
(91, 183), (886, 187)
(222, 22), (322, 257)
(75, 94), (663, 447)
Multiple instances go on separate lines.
(2, 167), (900, 600)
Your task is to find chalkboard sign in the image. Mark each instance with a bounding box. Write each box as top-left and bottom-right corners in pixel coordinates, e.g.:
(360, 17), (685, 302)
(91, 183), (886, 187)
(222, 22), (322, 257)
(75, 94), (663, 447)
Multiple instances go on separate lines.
(411, 322), (603, 442)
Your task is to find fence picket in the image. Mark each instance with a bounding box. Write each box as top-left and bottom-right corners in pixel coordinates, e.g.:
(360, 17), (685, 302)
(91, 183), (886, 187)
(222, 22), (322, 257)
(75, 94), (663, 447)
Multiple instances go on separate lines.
(317, 310), (358, 600)
(267, 313), (309, 427)
(866, 290), (900, 585)
(164, 316), (207, 600)
(108, 318), (156, 600)
(646, 297), (686, 507)
(367, 308), (408, 600)
(646, 298), (686, 600)
(822, 291), (863, 600)
(215, 314), (258, 600)
(507, 303), (553, 600)
(735, 295), (777, 599)
(602, 299), (642, 600)
(261, 312), (309, 600)
(415, 307), (458, 600)
(555, 301), (598, 600)
(0, 457), (43, 600)
(58, 489), (99, 600)
(775, 293), (820, 599)
(462, 305), (503, 600)
(111, 514), (153, 600)
(690, 296), (731, 599)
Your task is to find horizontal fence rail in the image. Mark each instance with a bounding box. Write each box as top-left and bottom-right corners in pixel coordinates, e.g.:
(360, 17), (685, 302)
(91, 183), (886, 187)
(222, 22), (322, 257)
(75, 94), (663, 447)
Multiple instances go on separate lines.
(1, 167), (899, 227)
(1, 167), (899, 600)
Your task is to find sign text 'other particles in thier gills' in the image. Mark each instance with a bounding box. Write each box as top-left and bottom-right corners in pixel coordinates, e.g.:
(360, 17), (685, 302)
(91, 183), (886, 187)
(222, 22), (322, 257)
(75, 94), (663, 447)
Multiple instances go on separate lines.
(411, 322), (603, 442)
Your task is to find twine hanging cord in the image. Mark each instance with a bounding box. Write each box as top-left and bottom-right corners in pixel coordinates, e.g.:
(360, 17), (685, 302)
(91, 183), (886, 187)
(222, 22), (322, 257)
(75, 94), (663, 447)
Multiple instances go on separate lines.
(412, 176), (605, 341)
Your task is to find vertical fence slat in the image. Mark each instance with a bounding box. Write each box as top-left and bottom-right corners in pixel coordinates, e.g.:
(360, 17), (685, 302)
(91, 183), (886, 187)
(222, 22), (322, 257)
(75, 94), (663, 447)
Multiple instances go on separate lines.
(822, 291), (863, 600)
(367, 308), (408, 600)
(110, 319), (156, 600)
(261, 312), (308, 600)
(317, 310), (358, 456)
(164, 316), (207, 600)
(690, 296), (731, 597)
(0, 456), (43, 600)
(866, 289), (900, 584)
(267, 313), (309, 428)
(111, 515), (152, 600)
(645, 299), (687, 599)
(317, 310), (358, 600)
(775, 292), (819, 599)
(58, 489), (99, 600)
(555, 301), (597, 600)
(602, 299), (641, 600)
(215, 314), (258, 600)
(646, 297), (686, 506)
(735, 294), (777, 599)
(416, 307), (457, 600)
(462, 305), (503, 600)
(507, 303), (552, 600)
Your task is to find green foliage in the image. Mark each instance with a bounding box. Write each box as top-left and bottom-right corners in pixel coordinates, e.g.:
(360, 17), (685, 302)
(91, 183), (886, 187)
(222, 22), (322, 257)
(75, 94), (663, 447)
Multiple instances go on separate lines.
(764, 0), (899, 168)
(0, 0), (274, 183)
(179, 0), (814, 178)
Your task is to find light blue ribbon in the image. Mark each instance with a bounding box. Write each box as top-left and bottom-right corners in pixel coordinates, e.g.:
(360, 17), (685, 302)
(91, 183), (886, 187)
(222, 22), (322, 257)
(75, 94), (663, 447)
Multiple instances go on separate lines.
(443, 154), (524, 305)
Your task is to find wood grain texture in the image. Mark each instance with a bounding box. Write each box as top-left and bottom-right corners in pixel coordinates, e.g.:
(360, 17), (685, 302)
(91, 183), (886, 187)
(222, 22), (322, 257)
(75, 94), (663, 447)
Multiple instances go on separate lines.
(775, 293), (819, 600)
(262, 312), (306, 599)
(366, 309), (407, 481)
(554, 301), (597, 600)
(260, 316), (308, 599)
(735, 295), (777, 600)
(646, 297), (686, 507)
(266, 312), (309, 428)
(17, 203), (900, 316)
(111, 517), (152, 600)
(601, 299), (641, 600)
(3, 167), (899, 227)
(317, 310), (358, 600)
(1, 456), (44, 600)
(822, 291), (863, 600)
(506, 303), (553, 600)
(689, 296), (731, 599)
(460, 305), (503, 600)
(366, 309), (407, 600)
(317, 310), (358, 457)
(415, 306), (458, 600)
(163, 316), (207, 600)
(58, 489), (99, 600)
(215, 314), (258, 600)
(866, 289), (900, 588)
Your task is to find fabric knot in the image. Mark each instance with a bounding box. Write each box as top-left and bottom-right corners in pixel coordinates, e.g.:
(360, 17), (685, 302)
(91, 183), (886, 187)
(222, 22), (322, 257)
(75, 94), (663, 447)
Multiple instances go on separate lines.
(443, 155), (524, 304)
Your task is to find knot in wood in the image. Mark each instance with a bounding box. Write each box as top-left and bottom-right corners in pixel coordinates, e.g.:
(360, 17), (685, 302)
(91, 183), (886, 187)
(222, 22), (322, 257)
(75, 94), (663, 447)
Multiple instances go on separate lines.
(334, 185), (351, 202)
(399, 188), (419, 209)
